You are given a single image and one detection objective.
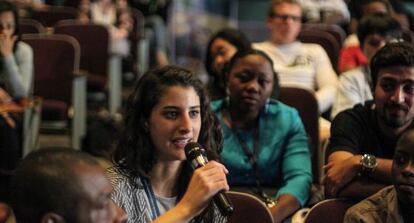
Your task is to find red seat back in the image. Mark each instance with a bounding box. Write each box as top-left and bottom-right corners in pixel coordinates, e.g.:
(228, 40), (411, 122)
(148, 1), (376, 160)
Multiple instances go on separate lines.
(304, 199), (358, 223)
(298, 29), (340, 73)
(227, 191), (274, 223)
(22, 34), (80, 120)
(19, 19), (46, 34)
(54, 21), (110, 78)
(279, 87), (320, 182)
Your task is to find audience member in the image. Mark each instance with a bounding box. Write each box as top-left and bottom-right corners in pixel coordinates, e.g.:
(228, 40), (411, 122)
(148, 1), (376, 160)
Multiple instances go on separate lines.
(128, 0), (172, 67)
(344, 128), (414, 222)
(325, 41), (414, 199)
(10, 148), (128, 223)
(205, 28), (251, 100)
(108, 65), (229, 222)
(253, 0), (338, 114)
(0, 0), (33, 101)
(0, 0), (33, 202)
(331, 13), (402, 118)
(388, 0), (414, 31)
(339, 0), (394, 73)
(298, 0), (350, 24)
(211, 49), (312, 223)
(347, 0), (393, 34)
(79, 0), (133, 57)
(82, 109), (122, 169)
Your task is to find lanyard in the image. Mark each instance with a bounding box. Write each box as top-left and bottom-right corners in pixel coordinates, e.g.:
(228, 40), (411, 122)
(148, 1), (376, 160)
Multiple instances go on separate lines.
(233, 120), (277, 207)
(234, 125), (274, 199)
(142, 177), (161, 220)
(224, 106), (277, 207)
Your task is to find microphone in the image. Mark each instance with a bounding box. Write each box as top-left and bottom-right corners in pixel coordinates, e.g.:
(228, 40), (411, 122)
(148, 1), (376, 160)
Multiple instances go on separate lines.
(184, 142), (234, 216)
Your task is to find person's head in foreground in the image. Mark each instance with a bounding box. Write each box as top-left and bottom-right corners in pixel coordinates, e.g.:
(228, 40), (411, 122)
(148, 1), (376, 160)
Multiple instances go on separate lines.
(10, 148), (127, 223)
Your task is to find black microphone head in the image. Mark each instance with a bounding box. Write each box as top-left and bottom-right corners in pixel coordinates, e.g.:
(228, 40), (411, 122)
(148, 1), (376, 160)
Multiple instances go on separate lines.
(185, 142), (203, 159)
(184, 142), (207, 168)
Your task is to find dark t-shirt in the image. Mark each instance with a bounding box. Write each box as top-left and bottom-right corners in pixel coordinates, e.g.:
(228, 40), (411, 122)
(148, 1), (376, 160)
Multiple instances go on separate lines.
(327, 101), (398, 159)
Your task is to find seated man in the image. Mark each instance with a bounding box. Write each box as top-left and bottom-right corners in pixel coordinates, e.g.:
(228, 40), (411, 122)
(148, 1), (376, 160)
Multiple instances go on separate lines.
(253, 0), (338, 113)
(331, 13), (402, 119)
(9, 148), (127, 223)
(325, 41), (414, 199)
(344, 128), (414, 222)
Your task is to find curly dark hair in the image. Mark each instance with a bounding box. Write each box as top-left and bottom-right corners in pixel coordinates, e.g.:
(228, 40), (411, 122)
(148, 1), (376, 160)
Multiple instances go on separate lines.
(357, 13), (402, 48)
(114, 65), (223, 177)
(370, 41), (414, 91)
(113, 65), (224, 221)
(351, 0), (393, 20)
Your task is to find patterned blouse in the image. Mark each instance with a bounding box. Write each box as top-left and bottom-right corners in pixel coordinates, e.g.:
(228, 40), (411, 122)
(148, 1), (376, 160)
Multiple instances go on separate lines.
(107, 166), (228, 223)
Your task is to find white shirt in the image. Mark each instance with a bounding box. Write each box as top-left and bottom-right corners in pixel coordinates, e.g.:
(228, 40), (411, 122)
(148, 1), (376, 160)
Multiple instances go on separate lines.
(253, 41), (338, 113)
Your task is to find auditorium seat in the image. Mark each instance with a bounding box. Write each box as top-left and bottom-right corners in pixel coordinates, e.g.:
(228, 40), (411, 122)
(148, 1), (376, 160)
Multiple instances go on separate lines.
(54, 21), (123, 113)
(227, 191), (273, 223)
(304, 198), (358, 223)
(129, 8), (149, 74)
(19, 19), (46, 34)
(279, 87), (320, 183)
(302, 23), (346, 48)
(29, 6), (78, 27)
(22, 34), (86, 149)
(298, 29), (341, 73)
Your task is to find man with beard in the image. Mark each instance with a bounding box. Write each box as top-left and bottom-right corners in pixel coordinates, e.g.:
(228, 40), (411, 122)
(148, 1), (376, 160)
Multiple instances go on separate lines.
(325, 41), (414, 200)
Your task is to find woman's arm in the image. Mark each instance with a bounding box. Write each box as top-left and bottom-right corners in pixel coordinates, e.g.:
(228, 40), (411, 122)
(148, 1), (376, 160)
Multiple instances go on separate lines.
(1, 42), (33, 98)
(273, 110), (312, 222)
(270, 194), (300, 223)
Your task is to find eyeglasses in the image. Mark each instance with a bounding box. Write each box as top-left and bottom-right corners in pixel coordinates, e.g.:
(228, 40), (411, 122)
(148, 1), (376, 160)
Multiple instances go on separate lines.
(270, 13), (302, 22)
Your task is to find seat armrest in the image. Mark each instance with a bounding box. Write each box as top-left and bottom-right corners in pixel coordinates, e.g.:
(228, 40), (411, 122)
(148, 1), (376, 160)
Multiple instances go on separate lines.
(71, 74), (87, 149)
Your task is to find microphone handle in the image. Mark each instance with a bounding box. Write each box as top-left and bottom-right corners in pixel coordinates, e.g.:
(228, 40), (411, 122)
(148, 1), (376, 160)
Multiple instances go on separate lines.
(213, 190), (234, 216)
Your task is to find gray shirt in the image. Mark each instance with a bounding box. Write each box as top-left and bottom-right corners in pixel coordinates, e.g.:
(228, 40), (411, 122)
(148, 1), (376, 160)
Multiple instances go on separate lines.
(0, 41), (33, 99)
(344, 186), (404, 223)
(331, 66), (373, 119)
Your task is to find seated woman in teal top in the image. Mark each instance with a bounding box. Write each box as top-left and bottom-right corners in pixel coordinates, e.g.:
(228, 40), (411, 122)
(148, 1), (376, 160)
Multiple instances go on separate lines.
(211, 49), (312, 223)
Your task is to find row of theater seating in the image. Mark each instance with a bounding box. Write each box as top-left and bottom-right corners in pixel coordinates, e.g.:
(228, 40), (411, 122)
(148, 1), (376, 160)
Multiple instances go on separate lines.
(228, 191), (358, 223)
(18, 6), (148, 151)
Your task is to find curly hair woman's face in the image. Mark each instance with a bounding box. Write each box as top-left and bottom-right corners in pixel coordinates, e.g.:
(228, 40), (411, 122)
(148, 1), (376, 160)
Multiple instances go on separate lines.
(148, 85), (201, 161)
